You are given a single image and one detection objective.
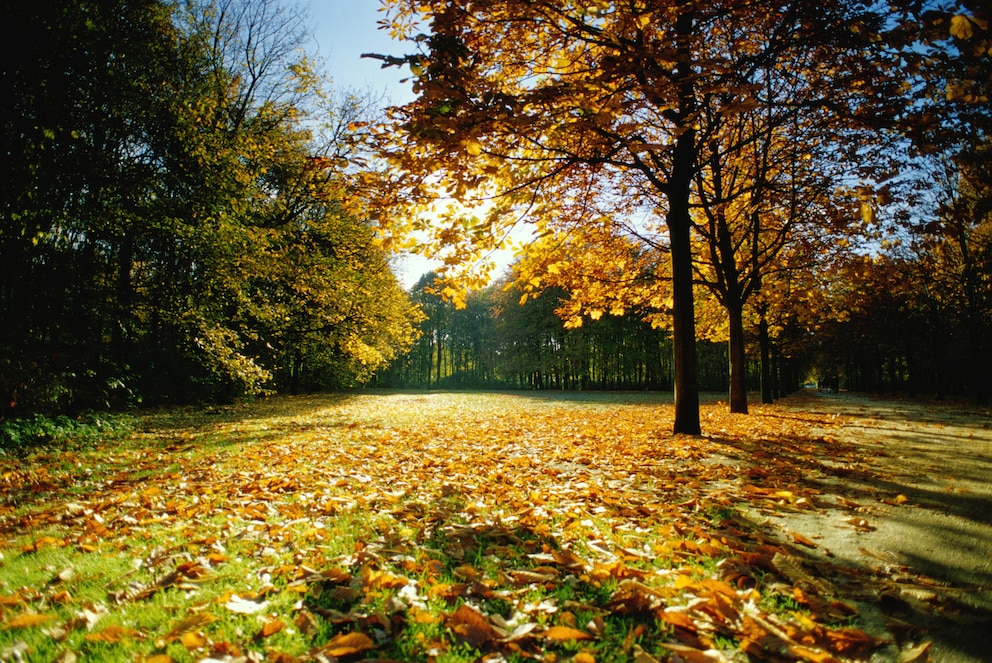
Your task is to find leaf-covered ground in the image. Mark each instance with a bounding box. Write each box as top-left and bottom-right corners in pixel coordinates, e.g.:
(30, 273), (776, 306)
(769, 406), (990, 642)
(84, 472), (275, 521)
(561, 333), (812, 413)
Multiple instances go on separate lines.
(0, 391), (987, 662)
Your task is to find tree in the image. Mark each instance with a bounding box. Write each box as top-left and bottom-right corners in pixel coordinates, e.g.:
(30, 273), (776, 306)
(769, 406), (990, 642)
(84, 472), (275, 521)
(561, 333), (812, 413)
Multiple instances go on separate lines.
(370, 0), (897, 433)
(0, 0), (420, 414)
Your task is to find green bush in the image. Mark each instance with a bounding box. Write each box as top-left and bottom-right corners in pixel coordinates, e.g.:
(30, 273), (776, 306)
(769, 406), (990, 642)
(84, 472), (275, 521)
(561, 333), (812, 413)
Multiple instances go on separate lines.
(0, 412), (134, 450)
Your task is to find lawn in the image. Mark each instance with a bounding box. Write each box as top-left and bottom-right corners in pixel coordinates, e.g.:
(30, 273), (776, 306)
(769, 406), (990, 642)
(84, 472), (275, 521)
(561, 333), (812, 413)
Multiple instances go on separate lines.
(0, 391), (933, 662)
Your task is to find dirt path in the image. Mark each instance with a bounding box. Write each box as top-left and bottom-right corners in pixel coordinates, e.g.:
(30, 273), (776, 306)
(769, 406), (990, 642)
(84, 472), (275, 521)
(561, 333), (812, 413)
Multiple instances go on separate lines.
(759, 392), (992, 662)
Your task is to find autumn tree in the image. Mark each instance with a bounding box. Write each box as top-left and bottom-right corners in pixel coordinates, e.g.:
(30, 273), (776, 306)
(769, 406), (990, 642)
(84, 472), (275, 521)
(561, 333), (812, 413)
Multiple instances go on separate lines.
(370, 0), (901, 433)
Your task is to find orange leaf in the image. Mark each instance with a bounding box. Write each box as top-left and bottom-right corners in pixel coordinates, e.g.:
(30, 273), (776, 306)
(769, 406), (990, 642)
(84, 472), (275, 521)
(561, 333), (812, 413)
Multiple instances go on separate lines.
(3, 613), (55, 629)
(85, 625), (142, 642)
(543, 625), (592, 641)
(260, 619), (285, 638)
(321, 632), (375, 657)
(790, 532), (818, 548)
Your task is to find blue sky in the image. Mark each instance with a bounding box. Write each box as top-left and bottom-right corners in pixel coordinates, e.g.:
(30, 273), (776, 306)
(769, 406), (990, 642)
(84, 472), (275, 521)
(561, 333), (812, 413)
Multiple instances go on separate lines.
(304, 0), (415, 104)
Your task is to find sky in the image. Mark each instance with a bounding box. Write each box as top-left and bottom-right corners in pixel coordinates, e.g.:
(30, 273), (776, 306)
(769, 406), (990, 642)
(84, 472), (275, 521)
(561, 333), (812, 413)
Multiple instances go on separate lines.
(304, 1), (415, 105)
(303, 0), (441, 288)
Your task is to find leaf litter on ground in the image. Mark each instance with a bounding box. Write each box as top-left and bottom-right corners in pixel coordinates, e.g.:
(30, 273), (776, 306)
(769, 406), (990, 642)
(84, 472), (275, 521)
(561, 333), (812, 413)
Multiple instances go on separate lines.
(0, 391), (978, 661)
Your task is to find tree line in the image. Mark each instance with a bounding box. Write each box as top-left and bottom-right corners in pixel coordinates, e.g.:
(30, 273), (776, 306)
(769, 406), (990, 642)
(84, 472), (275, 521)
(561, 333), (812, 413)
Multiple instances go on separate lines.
(378, 272), (806, 396)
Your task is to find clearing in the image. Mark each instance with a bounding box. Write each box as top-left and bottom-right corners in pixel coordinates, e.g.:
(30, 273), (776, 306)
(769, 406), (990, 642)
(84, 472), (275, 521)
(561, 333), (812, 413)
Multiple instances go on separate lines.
(0, 390), (989, 662)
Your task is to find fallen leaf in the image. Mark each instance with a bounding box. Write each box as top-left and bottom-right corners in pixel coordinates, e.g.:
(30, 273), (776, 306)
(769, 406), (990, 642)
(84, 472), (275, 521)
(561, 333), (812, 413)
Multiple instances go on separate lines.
(224, 595), (269, 614)
(319, 631), (375, 657)
(447, 604), (497, 648)
(180, 631), (208, 649)
(790, 532), (818, 548)
(162, 613), (218, 643)
(2, 613), (56, 629)
(543, 625), (593, 641)
(85, 625), (142, 642)
(898, 641), (932, 663)
(259, 619), (285, 638)
(660, 641), (727, 662)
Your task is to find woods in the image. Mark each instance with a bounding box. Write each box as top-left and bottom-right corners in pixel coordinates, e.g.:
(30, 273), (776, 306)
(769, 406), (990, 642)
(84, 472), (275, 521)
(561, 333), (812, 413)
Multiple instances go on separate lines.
(1, 0), (420, 416)
(368, 0), (990, 429)
(1, 0), (989, 425)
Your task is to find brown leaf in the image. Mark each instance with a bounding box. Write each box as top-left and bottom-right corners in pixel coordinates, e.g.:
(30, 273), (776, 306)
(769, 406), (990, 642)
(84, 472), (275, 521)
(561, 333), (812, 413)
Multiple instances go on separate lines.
(661, 642), (728, 662)
(320, 631), (375, 657)
(259, 619), (285, 638)
(790, 531), (818, 548)
(447, 604), (497, 648)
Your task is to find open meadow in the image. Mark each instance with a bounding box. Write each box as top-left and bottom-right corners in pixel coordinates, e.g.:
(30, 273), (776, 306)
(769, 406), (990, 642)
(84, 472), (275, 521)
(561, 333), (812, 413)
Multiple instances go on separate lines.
(1, 391), (989, 662)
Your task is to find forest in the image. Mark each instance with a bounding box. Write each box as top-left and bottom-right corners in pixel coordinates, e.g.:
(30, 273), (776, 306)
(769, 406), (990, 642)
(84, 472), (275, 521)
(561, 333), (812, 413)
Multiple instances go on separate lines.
(1, 0), (990, 429)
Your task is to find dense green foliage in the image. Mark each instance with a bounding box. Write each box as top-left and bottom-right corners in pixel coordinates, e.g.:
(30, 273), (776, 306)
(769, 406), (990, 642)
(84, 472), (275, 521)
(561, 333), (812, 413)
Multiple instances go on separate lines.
(0, 0), (420, 416)
(378, 273), (805, 396)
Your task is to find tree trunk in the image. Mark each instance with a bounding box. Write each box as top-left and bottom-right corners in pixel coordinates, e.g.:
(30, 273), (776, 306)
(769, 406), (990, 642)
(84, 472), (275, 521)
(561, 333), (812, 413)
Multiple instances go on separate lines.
(727, 301), (748, 414)
(666, 7), (701, 435)
(668, 133), (701, 434)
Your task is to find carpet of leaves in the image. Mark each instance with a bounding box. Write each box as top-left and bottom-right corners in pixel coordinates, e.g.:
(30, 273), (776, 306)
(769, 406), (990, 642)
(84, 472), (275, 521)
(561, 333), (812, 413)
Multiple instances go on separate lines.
(0, 392), (932, 662)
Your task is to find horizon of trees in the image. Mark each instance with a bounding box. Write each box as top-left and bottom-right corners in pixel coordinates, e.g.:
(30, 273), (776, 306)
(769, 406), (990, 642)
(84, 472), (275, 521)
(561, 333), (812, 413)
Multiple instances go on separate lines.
(379, 270), (809, 396)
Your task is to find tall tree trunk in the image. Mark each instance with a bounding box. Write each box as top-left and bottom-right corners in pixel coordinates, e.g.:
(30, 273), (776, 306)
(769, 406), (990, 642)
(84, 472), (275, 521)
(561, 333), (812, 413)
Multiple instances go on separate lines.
(667, 7), (701, 435)
(669, 130), (701, 434)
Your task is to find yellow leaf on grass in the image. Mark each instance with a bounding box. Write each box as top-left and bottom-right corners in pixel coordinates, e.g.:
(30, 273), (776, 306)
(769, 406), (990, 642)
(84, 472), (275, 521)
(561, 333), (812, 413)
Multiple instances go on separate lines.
(85, 625), (142, 642)
(894, 494), (909, 505)
(163, 613), (218, 643)
(144, 655), (175, 663)
(180, 631), (208, 649)
(321, 632), (375, 657)
(3, 613), (55, 629)
(543, 625), (592, 641)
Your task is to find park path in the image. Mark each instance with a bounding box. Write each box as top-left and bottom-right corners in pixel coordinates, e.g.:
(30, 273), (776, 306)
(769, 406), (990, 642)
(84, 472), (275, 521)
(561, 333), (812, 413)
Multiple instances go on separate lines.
(761, 392), (992, 663)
